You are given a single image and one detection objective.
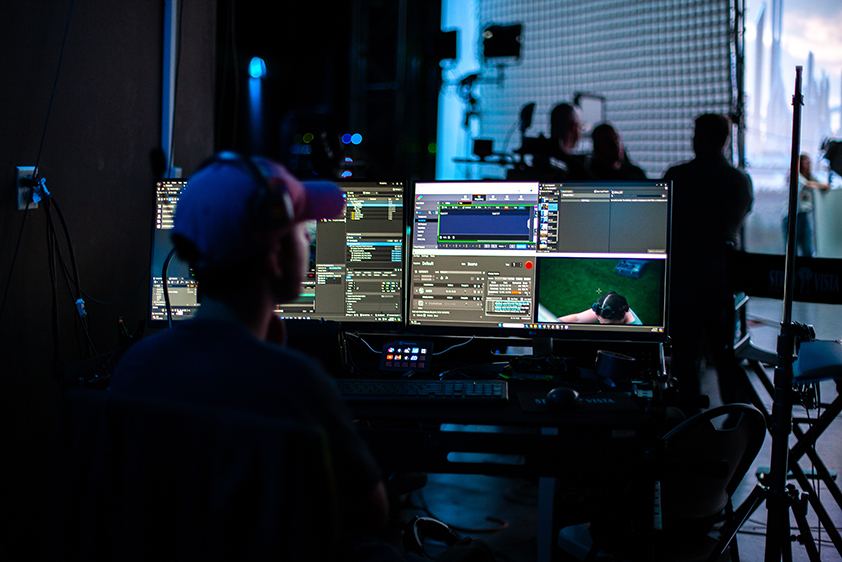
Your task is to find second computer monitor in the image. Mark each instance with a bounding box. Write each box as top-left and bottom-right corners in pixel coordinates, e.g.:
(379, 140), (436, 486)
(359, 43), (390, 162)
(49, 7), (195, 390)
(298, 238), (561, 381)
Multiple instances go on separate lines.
(275, 180), (406, 326)
(408, 180), (671, 342)
(149, 178), (407, 328)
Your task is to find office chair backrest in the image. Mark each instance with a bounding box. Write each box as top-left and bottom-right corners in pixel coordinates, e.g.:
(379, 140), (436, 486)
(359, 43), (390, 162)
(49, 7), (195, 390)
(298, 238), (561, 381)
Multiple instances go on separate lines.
(658, 403), (766, 523)
(574, 403), (766, 560)
(42, 389), (339, 562)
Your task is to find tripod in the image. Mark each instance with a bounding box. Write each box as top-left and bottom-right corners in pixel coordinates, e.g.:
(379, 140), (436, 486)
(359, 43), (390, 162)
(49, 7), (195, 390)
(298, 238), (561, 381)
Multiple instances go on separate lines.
(758, 66), (841, 562)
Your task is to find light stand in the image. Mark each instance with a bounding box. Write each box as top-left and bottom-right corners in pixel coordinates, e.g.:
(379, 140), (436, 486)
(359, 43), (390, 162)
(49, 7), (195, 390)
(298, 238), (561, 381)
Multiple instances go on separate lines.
(763, 65), (821, 562)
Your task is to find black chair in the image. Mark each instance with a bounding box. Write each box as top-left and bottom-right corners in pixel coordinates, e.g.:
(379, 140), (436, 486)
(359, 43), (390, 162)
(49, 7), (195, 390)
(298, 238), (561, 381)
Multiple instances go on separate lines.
(42, 388), (340, 562)
(729, 252), (842, 554)
(557, 403), (767, 562)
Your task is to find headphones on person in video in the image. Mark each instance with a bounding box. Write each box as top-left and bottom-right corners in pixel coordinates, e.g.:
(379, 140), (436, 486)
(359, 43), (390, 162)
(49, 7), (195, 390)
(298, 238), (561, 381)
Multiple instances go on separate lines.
(194, 151), (294, 231)
(591, 291), (629, 320)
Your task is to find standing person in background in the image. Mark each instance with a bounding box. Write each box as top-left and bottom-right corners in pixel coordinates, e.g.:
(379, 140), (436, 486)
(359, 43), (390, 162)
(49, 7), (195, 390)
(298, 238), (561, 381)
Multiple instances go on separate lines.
(663, 114), (754, 409)
(783, 153), (830, 256)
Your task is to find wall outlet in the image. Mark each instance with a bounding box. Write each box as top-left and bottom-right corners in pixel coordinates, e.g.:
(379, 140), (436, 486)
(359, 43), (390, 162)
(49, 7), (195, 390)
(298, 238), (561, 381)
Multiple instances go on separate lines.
(16, 166), (37, 210)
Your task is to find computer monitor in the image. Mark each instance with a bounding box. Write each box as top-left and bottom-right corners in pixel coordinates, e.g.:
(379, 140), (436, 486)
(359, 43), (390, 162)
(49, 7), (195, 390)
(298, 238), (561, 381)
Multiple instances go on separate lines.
(149, 178), (407, 328)
(407, 180), (670, 342)
(274, 180), (406, 326)
(149, 179), (199, 324)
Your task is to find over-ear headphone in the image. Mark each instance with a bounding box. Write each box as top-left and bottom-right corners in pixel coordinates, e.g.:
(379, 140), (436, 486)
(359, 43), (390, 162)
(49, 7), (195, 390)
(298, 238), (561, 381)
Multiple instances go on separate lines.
(193, 151), (294, 231)
(402, 516), (459, 555)
(591, 291), (629, 320)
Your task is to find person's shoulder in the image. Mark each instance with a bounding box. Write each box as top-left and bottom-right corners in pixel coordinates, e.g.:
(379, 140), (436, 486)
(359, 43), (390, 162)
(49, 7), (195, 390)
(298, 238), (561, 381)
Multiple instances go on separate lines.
(109, 327), (181, 390)
(260, 342), (325, 371)
(723, 161), (752, 189)
(114, 325), (182, 365)
(252, 340), (336, 391)
(662, 160), (693, 180)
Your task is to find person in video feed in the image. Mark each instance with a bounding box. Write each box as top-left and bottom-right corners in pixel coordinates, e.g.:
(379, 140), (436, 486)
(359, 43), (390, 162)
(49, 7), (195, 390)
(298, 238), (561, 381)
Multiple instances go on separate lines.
(558, 291), (642, 325)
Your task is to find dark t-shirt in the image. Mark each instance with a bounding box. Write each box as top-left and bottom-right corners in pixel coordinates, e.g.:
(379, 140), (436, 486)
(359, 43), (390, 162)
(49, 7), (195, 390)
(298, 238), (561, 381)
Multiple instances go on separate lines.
(109, 318), (382, 513)
(663, 152), (753, 352)
(663, 152), (753, 258)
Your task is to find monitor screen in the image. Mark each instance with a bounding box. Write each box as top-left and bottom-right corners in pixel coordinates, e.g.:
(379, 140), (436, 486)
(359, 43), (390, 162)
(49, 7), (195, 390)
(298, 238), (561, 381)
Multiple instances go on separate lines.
(149, 179), (199, 323)
(407, 180), (670, 342)
(275, 180), (406, 325)
(149, 178), (407, 327)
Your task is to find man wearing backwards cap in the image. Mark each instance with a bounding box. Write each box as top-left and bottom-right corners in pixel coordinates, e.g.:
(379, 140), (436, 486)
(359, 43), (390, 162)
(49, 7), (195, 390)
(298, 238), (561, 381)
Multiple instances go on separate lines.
(109, 152), (389, 541)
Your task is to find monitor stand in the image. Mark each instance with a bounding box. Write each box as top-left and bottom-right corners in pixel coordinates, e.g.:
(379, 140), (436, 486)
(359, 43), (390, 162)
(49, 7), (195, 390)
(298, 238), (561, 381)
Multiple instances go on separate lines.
(532, 335), (553, 357)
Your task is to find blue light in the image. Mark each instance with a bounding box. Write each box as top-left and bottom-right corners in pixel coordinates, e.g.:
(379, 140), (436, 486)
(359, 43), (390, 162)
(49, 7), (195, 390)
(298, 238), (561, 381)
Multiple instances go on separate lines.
(351, 133), (363, 145)
(248, 57), (266, 79)
(341, 170), (353, 178)
(341, 133), (352, 144)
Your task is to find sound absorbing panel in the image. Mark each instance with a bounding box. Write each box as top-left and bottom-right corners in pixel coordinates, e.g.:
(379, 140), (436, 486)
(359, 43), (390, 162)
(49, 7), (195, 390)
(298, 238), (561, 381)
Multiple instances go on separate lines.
(476, 0), (736, 178)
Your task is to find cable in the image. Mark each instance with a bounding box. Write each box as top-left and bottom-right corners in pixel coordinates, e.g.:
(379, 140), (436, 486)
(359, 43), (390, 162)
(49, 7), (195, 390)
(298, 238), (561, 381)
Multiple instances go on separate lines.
(0, 0), (75, 329)
(48, 194), (93, 356)
(49, 196), (82, 299)
(433, 336), (475, 355)
(49, 208), (149, 308)
(32, 0), (76, 181)
(162, 248), (178, 329)
(47, 192), (147, 307)
(413, 489), (509, 534)
(80, 275), (149, 307)
(346, 331), (380, 354)
(45, 200), (63, 381)
(43, 196), (97, 360)
(340, 332), (383, 378)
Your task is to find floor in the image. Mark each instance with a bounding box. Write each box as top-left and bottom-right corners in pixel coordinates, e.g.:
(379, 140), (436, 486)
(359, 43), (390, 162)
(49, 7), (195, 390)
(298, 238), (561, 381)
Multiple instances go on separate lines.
(392, 297), (842, 561)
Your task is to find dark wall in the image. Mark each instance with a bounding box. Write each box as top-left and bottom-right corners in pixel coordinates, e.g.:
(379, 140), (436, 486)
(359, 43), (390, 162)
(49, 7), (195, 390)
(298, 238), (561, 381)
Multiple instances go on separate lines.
(0, 1), (440, 557)
(214, 1), (354, 159)
(214, 1), (442, 181)
(0, 1), (215, 558)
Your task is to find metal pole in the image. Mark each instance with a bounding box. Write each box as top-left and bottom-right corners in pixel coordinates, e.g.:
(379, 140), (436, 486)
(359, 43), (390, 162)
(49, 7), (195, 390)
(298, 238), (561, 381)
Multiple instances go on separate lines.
(162, 0), (178, 176)
(764, 65), (803, 562)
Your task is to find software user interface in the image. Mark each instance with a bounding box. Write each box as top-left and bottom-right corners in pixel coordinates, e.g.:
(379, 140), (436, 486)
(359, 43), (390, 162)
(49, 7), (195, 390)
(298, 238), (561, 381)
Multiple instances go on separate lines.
(150, 179), (199, 321)
(275, 180), (405, 323)
(409, 181), (670, 337)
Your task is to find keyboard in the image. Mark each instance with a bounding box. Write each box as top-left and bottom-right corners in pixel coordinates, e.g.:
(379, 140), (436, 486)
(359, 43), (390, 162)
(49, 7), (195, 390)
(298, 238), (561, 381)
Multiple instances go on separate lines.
(335, 378), (508, 403)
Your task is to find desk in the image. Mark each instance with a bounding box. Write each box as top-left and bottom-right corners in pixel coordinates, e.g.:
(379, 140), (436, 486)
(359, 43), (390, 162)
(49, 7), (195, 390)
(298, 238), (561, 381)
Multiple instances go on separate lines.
(348, 381), (660, 476)
(345, 375), (666, 561)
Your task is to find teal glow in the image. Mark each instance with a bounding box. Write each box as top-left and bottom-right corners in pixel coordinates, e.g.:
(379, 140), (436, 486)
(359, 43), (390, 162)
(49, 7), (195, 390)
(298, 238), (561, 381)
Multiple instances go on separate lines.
(248, 57), (266, 79)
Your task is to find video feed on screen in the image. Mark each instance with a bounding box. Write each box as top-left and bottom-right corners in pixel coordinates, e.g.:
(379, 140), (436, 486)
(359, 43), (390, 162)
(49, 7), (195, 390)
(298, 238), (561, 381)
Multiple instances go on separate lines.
(536, 257), (666, 328)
